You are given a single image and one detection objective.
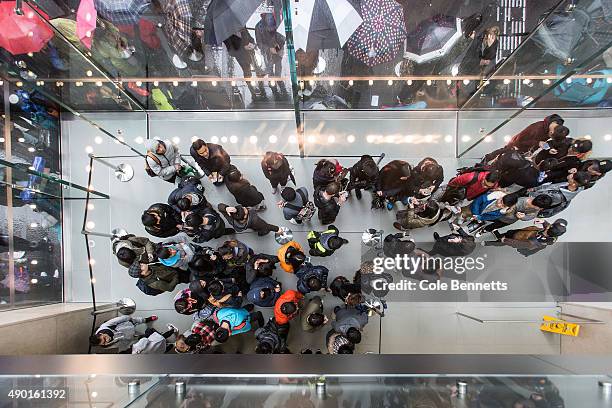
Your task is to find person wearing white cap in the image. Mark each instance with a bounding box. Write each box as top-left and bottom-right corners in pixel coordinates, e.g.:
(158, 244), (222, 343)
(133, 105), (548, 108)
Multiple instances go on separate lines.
(144, 138), (183, 183)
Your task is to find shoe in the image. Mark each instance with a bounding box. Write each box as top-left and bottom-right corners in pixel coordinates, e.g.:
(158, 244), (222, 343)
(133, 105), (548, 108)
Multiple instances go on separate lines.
(244, 304), (255, 312)
(224, 228), (236, 235)
(355, 189), (362, 200)
(289, 218), (299, 225)
(393, 222), (404, 231)
(145, 315), (158, 323)
(127, 82), (150, 97)
(401, 197), (409, 205)
(272, 187), (278, 194)
(172, 54), (187, 69)
(386, 202), (394, 211)
(167, 324), (179, 333)
(256, 202), (267, 211)
(189, 51), (203, 62)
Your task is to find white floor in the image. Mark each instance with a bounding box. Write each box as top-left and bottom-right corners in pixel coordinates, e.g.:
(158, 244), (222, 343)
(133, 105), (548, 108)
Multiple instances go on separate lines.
(60, 112), (612, 354)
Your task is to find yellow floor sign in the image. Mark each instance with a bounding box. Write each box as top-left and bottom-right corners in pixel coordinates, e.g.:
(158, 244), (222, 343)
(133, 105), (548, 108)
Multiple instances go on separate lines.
(540, 315), (581, 337)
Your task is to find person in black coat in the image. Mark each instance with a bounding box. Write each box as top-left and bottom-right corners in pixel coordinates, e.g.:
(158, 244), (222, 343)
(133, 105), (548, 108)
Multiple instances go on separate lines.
(183, 210), (235, 243)
(428, 229), (477, 257)
(225, 166), (266, 210)
(261, 151), (294, 193)
(224, 27), (266, 100)
(407, 157), (444, 199)
(375, 160), (412, 208)
(348, 155), (379, 200)
(190, 139), (232, 185)
(255, 13), (288, 99)
(167, 176), (210, 214)
(141, 203), (182, 238)
(478, 26), (499, 77)
(490, 150), (540, 188)
(313, 182), (347, 225)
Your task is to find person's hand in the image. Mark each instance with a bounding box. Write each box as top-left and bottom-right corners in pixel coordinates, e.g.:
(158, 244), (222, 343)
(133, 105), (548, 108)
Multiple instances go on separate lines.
(194, 29), (203, 38)
(549, 148), (558, 155)
(534, 219), (545, 225)
(270, 47), (277, 54)
(569, 168), (577, 174)
(516, 211), (526, 219)
(176, 224), (183, 230)
(225, 206), (237, 214)
(174, 164), (182, 171)
(277, 200), (285, 208)
(323, 315), (329, 324)
(199, 279), (206, 287)
(500, 237), (506, 243)
(377, 191), (383, 196)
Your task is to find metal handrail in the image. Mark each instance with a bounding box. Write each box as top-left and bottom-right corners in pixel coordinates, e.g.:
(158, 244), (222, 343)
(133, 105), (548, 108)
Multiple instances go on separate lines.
(456, 312), (605, 325)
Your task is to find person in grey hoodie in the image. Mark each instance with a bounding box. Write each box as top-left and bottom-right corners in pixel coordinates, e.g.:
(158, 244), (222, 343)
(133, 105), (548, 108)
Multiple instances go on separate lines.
(131, 324), (179, 354)
(217, 204), (282, 236)
(89, 315), (157, 352)
(332, 306), (369, 345)
(145, 138), (183, 183)
(112, 234), (157, 268)
(301, 295), (328, 333)
(528, 171), (590, 218)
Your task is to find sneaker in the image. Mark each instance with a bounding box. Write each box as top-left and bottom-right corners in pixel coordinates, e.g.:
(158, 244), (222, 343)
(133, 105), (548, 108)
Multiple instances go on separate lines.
(172, 54), (187, 69)
(289, 218), (299, 225)
(127, 82), (150, 97)
(167, 324), (179, 333)
(386, 202), (394, 211)
(146, 315), (158, 323)
(393, 222), (404, 231)
(189, 51), (203, 62)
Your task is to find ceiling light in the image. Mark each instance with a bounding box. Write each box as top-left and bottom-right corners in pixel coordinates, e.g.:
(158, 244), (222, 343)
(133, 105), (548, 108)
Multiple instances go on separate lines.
(85, 146), (94, 154)
(94, 136), (103, 144)
(347, 135), (355, 143)
(249, 135), (258, 144)
(86, 221), (96, 229)
(229, 135), (238, 144)
(269, 135), (278, 143)
(134, 136), (144, 144)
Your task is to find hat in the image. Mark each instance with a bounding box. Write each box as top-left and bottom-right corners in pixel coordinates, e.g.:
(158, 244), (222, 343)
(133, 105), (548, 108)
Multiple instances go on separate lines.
(144, 138), (160, 151)
(128, 261), (142, 278)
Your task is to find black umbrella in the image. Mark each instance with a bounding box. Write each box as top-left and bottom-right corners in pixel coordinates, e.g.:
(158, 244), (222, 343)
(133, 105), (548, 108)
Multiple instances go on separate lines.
(404, 14), (463, 64)
(532, 9), (591, 61)
(206, 0), (261, 44)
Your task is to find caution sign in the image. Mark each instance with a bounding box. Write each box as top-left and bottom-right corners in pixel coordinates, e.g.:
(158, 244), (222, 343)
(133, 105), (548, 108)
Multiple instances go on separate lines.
(540, 315), (580, 337)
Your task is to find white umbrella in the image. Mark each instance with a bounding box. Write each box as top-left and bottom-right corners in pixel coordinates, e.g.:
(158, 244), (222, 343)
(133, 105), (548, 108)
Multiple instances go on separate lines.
(277, 0), (362, 51)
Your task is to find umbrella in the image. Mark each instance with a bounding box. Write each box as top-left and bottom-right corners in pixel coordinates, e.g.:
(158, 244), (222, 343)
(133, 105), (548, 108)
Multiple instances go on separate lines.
(276, 0), (362, 51)
(76, 0), (96, 49)
(532, 9), (590, 61)
(206, 0), (261, 44)
(346, 0), (405, 67)
(93, 0), (149, 26)
(403, 14), (462, 64)
(0, 2), (54, 56)
(158, 0), (194, 58)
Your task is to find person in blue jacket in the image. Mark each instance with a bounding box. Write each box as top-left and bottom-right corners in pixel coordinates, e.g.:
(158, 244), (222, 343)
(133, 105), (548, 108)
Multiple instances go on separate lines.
(295, 263), (329, 295)
(247, 277), (282, 307)
(167, 176), (210, 214)
(463, 191), (518, 233)
(212, 306), (264, 343)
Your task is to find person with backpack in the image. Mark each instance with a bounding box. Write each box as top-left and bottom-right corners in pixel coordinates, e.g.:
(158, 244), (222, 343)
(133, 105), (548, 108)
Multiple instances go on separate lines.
(506, 114), (565, 153)
(128, 260), (188, 295)
(331, 305), (368, 346)
(492, 150), (541, 188)
(261, 151), (295, 193)
(273, 289), (304, 325)
(211, 306), (265, 343)
(580, 159), (612, 189)
(394, 199), (442, 231)
(141, 203), (182, 238)
(528, 171), (591, 218)
(294, 263), (329, 295)
(217, 204), (283, 236)
(326, 330), (355, 354)
(480, 194), (553, 234)
(190, 138), (232, 185)
(174, 320), (217, 354)
(329, 275), (363, 307)
(461, 191), (519, 234)
(348, 155), (380, 200)
(428, 229), (477, 257)
(307, 225), (349, 257)
(444, 169), (499, 204)
(144, 138), (191, 183)
(173, 288), (210, 315)
(313, 158), (348, 190)
(156, 232), (196, 271)
(541, 138), (593, 183)
(224, 166), (266, 210)
(245, 253), (280, 283)
(167, 176), (210, 214)
(247, 276), (282, 307)
(530, 125), (572, 166)
(112, 234), (157, 268)
(89, 314), (158, 352)
(301, 295), (328, 333)
(205, 277), (243, 308)
(217, 239), (253, 269)
(255, 317), (290, 354)
(278, 186), (315, 225)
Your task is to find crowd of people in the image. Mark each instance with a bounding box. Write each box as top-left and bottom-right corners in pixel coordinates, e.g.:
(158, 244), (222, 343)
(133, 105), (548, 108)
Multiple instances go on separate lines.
(90, 113), (611, 354)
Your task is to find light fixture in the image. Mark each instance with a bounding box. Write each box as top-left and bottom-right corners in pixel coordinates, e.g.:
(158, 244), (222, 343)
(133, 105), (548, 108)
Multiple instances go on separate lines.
(463, 79), (470, 85)
(348, 80), (354, 86)
(231, 81), (236, 86)
(172, 80), (178, 86)
(76, 81), (83, 87)
(444, 135), (453, 143)
(30, 222), (38, 228)
(329, 80), (334, 85)
(307, 135), (316, 143)
(85, 165), (91, 172)
(211, 136), (219, 143)
(229, 135), (238, 144)
(95, 81), (102, 86)
(91, 392), (98, 399)
(270, 80), (275, 86)
(288, 135), (297, 144)
(31, 260), (38, 265)
(327, 135), (335, 143)
(347, 135), (355, 143)
(18, 137), (25, 143)
(566, 78), (572, 84)
(136, 81), (142, 86)
(27, 147), (35, 152)
(16, 81), (23, 87)
(172, 136), (180, 144)
(86, 221), (96, 230)
(249, 135), (258, 144)
(90, 278), (96, 283)
(134, 136), (144, 144)
(153, 81), (159, 86)
(87, 203), (95, 210)
(446, 79), (452, 85)
(542, 79), (551, 85)
(308, 80), (314, 86)
(94, 136), (103, 144)
(484, 135), (492, 143)
(406, 80), (412, 85)
(461, 135), (471, 142)
(604, 134), (612, 141)
(85, 145), (94, 154)
(366, 135), (375, 144)
(89, 259), (96, 266)
(368, 79), (373, 86)
(212, 81), (217, 86)
(503, 135), (511, 142)
(220, 136), (228, 143)
(250, 80), (256, 86)
(523, 79), (531, 85)
(451, 65), (459, 77)
(31, 278), (38, 283)
(586, 78), (593, 84)
(0, 138), (4, 143)
(269, 135), (278, 143)
(86, 70), (93, 77)
(56, 81), (64, 87)
(503, 79), (511, 85)
(191, 81), (198, 87)
(607, 78), (612, 84)
(387, 80), (393, 86)
(426, 79), (432, 86)
(29, 204), (36, 209)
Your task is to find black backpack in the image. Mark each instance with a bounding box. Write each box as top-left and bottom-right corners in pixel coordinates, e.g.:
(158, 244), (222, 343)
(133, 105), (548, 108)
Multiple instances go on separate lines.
(136, 279), (164, 296)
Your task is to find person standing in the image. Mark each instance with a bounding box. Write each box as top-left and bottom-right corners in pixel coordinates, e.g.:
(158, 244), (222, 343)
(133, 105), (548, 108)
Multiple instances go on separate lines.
(326, 330), (355, 354)
(261, 151), (294, 193)
(478, 26), (499, 78)
(506, 114), (564, 153)
(332, 306), (368, 346)
(375, 160), (412, 209)
(167, 176), (210, 214)
(224, 28), (267, 101)
(217, 204), (282, 236)
(301, 295), (328, 333)
(278, 186), (314, 225)
(255, 13), (288, 100)
(112, 234), (157, 268)
(89, 315), (157, 352)
(156, 232), (197, 271)
(212, 306), (265, 343)
(313, 182), (347, 224)
(294, 263), (329, 295)
(128, 261), (187, 295)
(141, 203), (182, 238)
(348, 155), (379, 200)
(144, 138), (187, 183)
(273, 289), (304, 325)
(255, 317), (289, 354)
(247, 276), (282, 307)
(224, 166), (266, 210)
(183, 210), (235, 243)
(277, 241), (307, 274)
(190, 138), (232, 185)
(307, 225), (349, 257)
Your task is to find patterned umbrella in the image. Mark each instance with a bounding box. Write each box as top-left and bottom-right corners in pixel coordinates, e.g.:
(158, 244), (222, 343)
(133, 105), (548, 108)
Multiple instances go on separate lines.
(0, 2), (54, 56)
(206, 0), (261, 44)
(93, 0), (150, 26)
(404, 14), (462, 64)
(346, 0), (405, 67)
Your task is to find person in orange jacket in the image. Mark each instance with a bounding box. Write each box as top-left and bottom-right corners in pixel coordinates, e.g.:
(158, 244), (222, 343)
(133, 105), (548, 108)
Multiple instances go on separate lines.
(277, 241), (306, 273)
(273, 290), (304, 325)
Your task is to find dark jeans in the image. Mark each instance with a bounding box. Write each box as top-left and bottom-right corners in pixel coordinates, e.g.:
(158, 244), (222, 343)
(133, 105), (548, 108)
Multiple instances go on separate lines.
(144, 327), (175, 339)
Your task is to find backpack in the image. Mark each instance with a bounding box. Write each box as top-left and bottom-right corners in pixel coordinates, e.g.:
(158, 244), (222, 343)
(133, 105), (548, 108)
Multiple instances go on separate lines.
(285, 189), (316, 221)
(144, 152), (162, 177)
(136, 278), (164, 296)
(440, 172), (483, 205)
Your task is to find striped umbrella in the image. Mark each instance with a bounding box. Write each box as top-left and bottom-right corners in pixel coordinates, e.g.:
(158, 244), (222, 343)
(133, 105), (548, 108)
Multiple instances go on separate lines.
(346, 0), (405, 67)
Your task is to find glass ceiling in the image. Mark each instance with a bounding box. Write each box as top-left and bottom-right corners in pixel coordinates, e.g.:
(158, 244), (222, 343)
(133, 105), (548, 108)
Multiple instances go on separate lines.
(0, 0), (610, 112)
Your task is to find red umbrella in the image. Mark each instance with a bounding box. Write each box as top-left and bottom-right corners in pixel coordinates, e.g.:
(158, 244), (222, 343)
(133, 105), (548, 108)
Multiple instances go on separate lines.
(0, 2), (54, 55)
(77, 0), (97, 49)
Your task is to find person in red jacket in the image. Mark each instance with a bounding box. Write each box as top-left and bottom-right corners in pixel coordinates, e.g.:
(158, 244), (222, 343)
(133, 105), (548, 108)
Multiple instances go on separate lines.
(273, 290), (304, 325)
(447, 170), (499, 201)
(506, 114), (564, 153)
